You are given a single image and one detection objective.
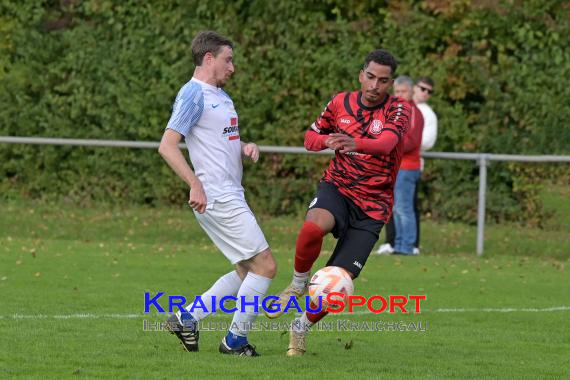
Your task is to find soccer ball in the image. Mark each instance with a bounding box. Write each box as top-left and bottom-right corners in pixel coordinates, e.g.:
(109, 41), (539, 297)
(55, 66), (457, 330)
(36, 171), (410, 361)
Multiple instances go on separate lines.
(308, 266), (354, 310)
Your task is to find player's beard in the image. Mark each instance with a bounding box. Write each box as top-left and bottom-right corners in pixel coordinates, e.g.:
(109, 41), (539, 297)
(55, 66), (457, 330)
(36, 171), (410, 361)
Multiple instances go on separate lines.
(365, 91), (381, 105)
(216, 72), (232, 88)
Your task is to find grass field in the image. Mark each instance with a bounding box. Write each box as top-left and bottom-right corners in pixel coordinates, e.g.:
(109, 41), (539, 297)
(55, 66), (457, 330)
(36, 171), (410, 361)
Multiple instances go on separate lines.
(1, 190), (569, 379)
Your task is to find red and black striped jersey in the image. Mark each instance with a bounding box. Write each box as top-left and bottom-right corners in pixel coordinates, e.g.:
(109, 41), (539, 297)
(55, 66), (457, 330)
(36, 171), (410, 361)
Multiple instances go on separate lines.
(310, 91), (411, 221)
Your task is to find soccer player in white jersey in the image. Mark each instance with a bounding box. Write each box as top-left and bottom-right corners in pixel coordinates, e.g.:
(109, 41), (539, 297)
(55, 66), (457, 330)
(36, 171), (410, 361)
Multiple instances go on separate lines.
(158, 31), (276, 357)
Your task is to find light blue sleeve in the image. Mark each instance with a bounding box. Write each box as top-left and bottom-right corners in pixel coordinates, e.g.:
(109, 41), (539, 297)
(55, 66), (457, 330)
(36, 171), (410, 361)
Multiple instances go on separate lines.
(166, 81), (204, 137)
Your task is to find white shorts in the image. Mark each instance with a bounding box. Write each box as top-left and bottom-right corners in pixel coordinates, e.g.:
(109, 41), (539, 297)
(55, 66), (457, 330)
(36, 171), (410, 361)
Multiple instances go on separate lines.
(194, 199), (270, 264)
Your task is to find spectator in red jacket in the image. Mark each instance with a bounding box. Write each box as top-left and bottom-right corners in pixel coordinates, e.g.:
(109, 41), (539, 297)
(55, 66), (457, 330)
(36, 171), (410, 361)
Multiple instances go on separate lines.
(377, 75), (424, 255)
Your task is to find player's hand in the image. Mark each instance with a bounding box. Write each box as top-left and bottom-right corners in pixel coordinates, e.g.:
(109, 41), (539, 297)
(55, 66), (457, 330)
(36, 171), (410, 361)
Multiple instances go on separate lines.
(242, 142), (260, 163)
(327, 133), (357, 153)
(324, 135), (344, 150)
(188, 182), (207, 214)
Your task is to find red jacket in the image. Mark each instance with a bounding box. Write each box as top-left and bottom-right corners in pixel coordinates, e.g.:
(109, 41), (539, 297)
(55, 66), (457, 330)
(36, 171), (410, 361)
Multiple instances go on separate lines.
(400, 102), (424, 170)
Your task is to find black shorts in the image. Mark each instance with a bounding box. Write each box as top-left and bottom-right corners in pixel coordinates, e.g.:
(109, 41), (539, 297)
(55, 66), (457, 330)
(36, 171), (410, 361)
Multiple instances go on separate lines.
(308, 182), (384, 278)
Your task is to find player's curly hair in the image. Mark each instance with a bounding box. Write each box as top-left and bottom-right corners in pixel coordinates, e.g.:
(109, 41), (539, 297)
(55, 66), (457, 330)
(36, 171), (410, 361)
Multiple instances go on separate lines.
(191, 31), (234, 66)
(363, 50), (398, 76)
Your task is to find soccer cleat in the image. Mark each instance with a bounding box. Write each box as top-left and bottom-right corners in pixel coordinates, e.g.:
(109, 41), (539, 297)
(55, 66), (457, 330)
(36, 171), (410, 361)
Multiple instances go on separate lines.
(166, 313), (199, 352)
(412, 247), (420, 255)
(264, 282), (307, 319)
(286, 330), (306, 357)
(219, 338), (260, 357)
(376, 243), (394, 255)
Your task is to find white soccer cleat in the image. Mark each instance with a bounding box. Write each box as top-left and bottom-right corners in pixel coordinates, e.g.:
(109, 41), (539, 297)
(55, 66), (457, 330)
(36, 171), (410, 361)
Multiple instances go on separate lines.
(286, 330), (306, 357)
(376, 243), (394, 255)
(264, 283), (307, 319)
(413, 247), (420, 255)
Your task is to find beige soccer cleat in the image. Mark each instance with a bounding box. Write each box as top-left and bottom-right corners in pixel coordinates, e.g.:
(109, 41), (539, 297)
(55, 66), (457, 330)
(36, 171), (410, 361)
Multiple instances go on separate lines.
(264, 282), (307, 319)
(286, 330), (306, 357)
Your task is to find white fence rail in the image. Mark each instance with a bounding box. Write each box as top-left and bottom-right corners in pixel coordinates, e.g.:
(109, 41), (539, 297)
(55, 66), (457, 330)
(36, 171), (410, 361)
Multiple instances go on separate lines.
(2, 136), (570, 256)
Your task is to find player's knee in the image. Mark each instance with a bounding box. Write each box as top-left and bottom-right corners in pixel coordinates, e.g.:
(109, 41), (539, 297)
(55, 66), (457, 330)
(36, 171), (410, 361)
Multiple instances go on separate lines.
(305, 209), (334, 233)
(254, 249), (277, 279)
(263, 250), (277, 278)
(265, 259), (277, 279)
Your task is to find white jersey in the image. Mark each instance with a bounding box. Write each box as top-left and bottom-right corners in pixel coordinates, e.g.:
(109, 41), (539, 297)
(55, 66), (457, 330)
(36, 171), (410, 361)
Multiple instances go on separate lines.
(166, 77), (244, 203)
(416, 102), (438, 171)
(416, 102), (438, 151)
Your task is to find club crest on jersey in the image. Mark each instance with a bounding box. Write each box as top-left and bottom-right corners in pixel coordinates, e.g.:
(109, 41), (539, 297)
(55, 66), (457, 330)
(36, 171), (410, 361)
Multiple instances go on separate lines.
(370, 119), (383, 134)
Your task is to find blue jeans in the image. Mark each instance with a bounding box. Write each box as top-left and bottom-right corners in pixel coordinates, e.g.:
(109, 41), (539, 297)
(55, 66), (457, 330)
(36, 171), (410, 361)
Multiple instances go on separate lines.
(393, 169), (421, 254)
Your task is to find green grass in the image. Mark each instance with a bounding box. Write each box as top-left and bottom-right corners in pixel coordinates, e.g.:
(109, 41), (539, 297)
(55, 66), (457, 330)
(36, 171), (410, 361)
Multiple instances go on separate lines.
(1, 198), (569, 379)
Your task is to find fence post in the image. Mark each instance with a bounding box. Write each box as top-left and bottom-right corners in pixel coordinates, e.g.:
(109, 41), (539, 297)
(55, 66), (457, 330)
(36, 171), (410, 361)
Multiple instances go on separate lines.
(476, 155), (488, 256)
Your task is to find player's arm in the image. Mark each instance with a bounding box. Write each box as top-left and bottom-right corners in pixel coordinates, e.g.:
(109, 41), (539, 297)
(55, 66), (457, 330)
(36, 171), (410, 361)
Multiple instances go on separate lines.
(159, 83), (207, 213)
(327, 132), (399, 155)
(327, 101), (412, 155)
(240, 141), (259, 163)
(304, 96), (342, 152)
(305, 129), (329, 151)
(158, 130), (200, 189)
(159, 130), (207, 214)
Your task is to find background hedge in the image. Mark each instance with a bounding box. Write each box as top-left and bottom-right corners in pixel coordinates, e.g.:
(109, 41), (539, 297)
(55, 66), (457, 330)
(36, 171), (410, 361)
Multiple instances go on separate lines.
(1, 0), (569, 224)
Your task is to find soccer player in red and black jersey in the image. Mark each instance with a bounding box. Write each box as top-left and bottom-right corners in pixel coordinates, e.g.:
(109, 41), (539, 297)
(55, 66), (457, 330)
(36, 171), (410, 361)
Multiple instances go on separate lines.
(264, 49), (412, 356)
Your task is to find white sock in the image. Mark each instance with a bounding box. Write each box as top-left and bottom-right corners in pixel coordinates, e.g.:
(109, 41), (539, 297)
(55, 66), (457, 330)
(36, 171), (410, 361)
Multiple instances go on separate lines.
(229, 272), (272, 337)
(292, 313), (313, 334)
(178, 271), (243, 321)
(292, 270), (310, 289)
